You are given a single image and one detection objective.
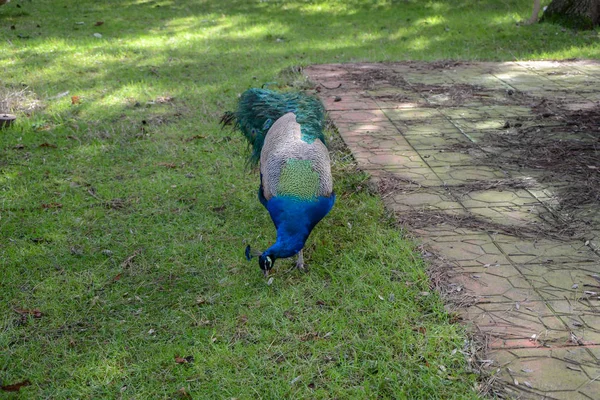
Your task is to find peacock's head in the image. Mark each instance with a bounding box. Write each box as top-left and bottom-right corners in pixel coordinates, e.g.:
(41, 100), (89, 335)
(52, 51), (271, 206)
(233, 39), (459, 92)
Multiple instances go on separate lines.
(245, 245), (275, 277)
(258, 253), (275, 277)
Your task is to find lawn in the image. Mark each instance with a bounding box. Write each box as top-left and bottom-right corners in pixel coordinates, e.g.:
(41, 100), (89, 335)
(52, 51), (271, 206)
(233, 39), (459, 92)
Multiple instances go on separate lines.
(1, 0), (598, 398)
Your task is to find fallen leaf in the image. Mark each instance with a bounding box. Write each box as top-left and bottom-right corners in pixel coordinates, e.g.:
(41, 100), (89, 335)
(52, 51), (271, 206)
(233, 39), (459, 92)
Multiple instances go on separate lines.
(521, 368), (534, 373)
(41, 203), (62, 209)
(93, 33), (102, 38)
(184, 135), (206, 143)
(121, 248), (142, 268)
(39, 142), (57, 148)
(211, 205), (226, 213)
(515, 302), (520, 310)
(523, 381), (533, 388)
(413, 326), (427, 335)
(176, 387), (192, 399)
(14, 308), (43, 318)
(71, 96), (80, 105)
(156, 96), (174, 103)
(175, 355), (194, 364)
(572, 284), (579, 289)
(1, 380), (31, 392)
(157, 162), (177, 169)
(283, 310), (295, 321)
(95, 21), (104, 26)
(112, 273), (122, 282)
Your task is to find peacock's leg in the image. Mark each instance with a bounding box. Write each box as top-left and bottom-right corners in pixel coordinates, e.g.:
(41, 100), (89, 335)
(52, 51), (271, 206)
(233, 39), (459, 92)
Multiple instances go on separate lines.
(295, 250), (305, 271)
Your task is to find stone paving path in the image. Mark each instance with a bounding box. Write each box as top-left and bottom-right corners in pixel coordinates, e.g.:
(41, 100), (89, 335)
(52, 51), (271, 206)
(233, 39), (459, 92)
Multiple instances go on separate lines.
(305, 61), (600, 399)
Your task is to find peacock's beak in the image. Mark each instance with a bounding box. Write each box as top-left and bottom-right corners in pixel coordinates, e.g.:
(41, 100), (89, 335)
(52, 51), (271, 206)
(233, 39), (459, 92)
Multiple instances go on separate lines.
(263, 269), (269, 278)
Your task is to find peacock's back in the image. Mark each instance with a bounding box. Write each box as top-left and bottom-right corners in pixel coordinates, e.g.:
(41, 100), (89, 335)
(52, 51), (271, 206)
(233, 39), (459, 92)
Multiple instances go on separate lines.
(260, 113), (333, 202)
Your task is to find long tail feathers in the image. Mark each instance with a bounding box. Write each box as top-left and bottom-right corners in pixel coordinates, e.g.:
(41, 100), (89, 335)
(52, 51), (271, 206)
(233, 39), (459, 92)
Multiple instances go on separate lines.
(221, 88), (326, 166)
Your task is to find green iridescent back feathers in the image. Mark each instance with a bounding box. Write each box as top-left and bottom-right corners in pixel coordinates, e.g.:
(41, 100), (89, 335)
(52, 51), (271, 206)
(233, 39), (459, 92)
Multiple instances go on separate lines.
(221, 88), (326, 166)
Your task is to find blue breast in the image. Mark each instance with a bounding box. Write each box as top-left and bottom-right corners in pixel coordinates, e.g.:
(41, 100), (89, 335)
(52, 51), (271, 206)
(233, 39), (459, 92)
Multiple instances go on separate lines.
(262, 194), (335, 259)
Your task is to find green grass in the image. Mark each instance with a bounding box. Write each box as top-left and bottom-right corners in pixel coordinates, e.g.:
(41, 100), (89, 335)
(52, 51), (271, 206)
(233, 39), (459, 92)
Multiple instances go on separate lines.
(0, 0), (597, 398)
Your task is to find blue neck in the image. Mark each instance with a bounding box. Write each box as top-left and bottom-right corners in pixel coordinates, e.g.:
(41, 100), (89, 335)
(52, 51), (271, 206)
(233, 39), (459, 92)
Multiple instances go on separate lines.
(264, 222), (309, 259)
(262, 194), (335, 260)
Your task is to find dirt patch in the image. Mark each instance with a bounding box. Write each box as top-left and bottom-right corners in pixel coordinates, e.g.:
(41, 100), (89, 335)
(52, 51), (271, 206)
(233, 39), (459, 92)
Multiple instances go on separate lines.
(349, 66), (537, 107)
(395, 209), (581, 240)
(374, 173), (422, 196)
(454, 106), (600, 212)
(449, 178), (534, 193)
(348, 68), (409, 90)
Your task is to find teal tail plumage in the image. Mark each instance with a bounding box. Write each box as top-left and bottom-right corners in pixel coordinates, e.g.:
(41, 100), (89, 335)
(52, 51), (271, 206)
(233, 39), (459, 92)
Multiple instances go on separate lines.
(220, 88), (326, 165)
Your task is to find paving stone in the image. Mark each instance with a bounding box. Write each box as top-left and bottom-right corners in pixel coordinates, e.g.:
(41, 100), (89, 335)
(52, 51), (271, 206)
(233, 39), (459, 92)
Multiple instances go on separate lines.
(518, 264), (600, 302)
(449, 264), (540, 303)
(461, 302), (567, 345)
(570, 60), (600, 75)
(383, 108), (445, 121)
(466, 205), (553, 229)
(342, 133), (413, 152)
(353, 148), (428, 170)
(584, 230), (600, 254)
(491, 348), (592, 392)
(402, 132), (472, 150)
(407, 222), (495, 238)
(321, 93), (379, 111)
(432, 165), (508, 185)
(418, 149), (486, 167)
(384, 187), (463, 212)
(578, 378), (600, 400)
(420, 233), (510, 267)
(587, 346), (600, 362)
(453, 188), (543, 208)
(492, 234), (599, 265)
(393, 118), (461, 135)
(328, 109), (389, 123)
(335, 121), (400, 136)
(371, 167), (443, 186)
(365, 89), (426, 109)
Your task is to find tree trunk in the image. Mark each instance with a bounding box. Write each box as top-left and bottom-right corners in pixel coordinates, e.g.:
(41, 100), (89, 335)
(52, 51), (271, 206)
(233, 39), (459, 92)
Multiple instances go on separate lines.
(541, 0), (600, 29)
(524, 0), (543, 24)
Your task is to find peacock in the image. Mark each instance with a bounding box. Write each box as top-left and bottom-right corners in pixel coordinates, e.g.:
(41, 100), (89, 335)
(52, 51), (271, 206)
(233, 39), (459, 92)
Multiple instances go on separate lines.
(222, 88), (335, 277)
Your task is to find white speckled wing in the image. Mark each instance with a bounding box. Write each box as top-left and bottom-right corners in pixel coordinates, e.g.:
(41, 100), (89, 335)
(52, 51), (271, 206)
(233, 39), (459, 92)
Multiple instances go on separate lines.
(260, 113), (333, 201)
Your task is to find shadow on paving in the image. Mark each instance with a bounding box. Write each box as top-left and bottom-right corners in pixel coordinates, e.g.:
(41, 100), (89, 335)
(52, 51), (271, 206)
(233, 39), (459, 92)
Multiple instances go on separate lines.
(306, 60), (600, 400)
